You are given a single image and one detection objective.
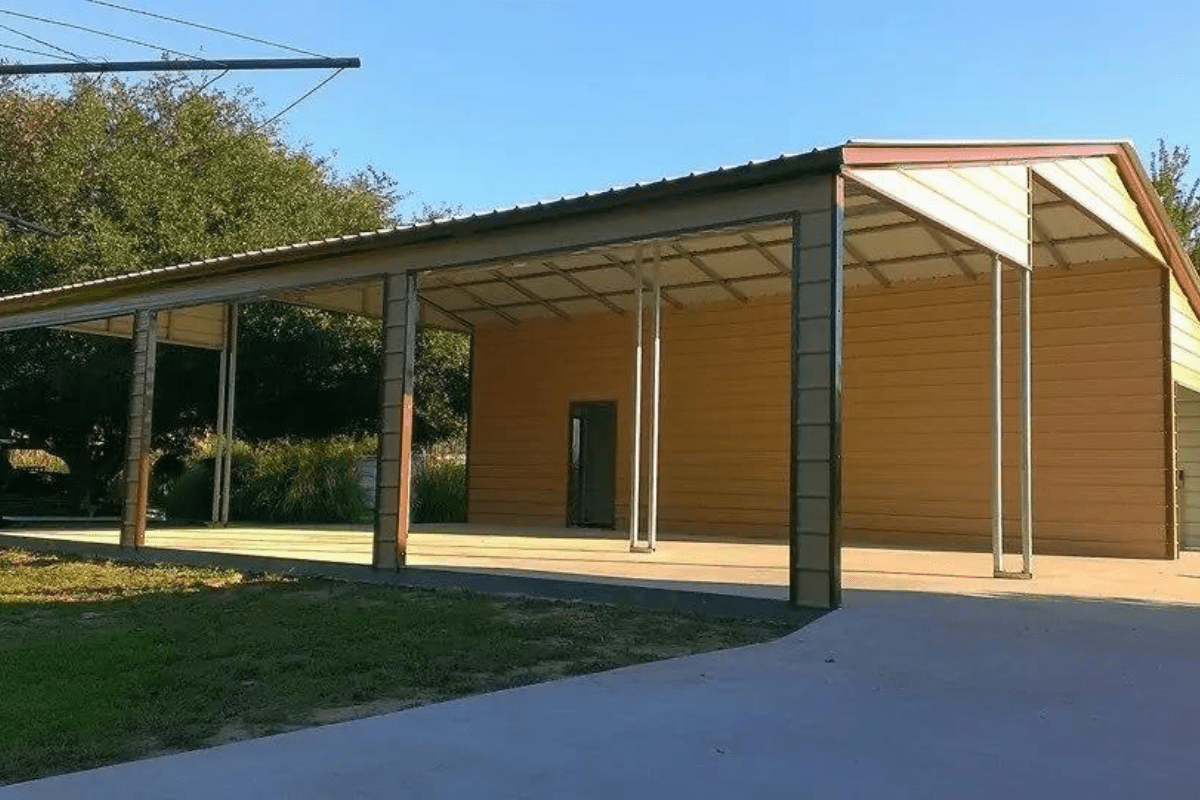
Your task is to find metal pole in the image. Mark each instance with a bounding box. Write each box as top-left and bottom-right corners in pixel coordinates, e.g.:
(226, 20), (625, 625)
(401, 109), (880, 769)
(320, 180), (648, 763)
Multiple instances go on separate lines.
(1019, 264), (1033, 575)
(647, 245), (663, 552)
(629, 250), (644, 550)
(220, 303), (239, 525)
(991, 254), (1004, 575)
(0, 57), (362, 76)
(210, 306), (229, 524)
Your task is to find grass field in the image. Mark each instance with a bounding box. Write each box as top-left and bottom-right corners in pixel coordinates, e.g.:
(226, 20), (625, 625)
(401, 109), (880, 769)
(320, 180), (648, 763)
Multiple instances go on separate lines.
(0, 548), (793, 785)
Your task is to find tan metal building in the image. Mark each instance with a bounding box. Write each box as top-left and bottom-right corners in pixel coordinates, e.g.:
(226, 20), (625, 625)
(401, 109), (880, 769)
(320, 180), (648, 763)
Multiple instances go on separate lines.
(1, 139), (1198, 609)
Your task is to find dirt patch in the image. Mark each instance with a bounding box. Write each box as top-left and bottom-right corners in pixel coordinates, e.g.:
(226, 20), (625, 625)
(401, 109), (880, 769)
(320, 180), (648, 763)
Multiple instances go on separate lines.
(308, 697), (434, 726)
(206, 722), (272, 748)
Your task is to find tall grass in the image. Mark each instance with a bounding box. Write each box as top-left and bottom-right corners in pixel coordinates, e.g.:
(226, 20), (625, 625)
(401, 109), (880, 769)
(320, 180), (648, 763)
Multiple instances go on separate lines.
(161, 435), (375, 524)
(411, 457), (466, 524)
(160, 434), (466, 525)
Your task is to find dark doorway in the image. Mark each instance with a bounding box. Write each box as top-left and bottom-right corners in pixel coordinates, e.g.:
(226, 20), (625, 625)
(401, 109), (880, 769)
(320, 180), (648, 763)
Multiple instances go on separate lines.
(567, 401), (617, 528)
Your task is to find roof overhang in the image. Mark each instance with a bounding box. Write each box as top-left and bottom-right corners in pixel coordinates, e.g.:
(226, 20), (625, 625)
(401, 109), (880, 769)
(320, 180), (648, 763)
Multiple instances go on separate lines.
(0, 139), (1196, 347)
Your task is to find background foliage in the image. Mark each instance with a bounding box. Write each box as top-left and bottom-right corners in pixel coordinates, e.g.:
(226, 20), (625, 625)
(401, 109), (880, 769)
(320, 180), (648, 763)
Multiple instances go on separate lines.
(0, 74), (469, 515)
(1151, 138), (1200, 268)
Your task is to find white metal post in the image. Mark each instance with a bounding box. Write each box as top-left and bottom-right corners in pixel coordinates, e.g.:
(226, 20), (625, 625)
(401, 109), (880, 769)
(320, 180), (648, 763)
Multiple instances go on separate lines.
(1019, 264), (1033, 575)
(647, 245), (662, 552)
(991, 254), (1003, 575)
(210, 304), (230, 525)
(220, 302), (239, 525)
(629, 249), (644, 550)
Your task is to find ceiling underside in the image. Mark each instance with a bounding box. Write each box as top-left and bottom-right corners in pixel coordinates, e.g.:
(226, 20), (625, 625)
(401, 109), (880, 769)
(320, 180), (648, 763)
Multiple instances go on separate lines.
(59, 156), (1162, 348)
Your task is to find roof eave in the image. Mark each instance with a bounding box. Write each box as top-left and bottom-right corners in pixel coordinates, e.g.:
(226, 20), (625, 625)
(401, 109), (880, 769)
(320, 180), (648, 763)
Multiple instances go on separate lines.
(0, 145), (845, 316)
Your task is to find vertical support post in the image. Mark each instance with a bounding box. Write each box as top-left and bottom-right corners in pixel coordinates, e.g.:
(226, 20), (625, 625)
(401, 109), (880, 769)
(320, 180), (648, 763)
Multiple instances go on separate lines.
(991, 254), (1004, 575)
(1018, 262), (1033, 575)
(210, 306), (229, 525)
(647, 245), (663, 552)
(629, 248), (644, 550)
(789, 176), (844, 610)
(220, 303), (239, 525)
(120, 309), (158, 548)
(375, 272), (418, 569)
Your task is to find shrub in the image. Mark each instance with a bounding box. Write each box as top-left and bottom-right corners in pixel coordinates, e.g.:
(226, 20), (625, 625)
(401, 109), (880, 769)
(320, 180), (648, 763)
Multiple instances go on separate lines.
(160, 434), (467, 526)
(160, 434), (374, 524)
(245, 436), (375, 523)
(411, 456), (466, 524)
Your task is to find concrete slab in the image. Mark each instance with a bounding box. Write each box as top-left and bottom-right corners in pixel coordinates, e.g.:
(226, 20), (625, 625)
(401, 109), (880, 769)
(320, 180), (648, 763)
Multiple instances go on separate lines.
(4, 524), (1200, 604)
(4, 588), (1198, 799)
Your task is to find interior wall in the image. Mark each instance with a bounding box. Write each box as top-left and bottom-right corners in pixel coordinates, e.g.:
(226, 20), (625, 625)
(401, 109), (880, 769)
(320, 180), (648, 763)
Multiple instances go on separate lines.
(468, 294), (791, 537)
(843, 257), (1169, 558)
(468, 256), (1171, 558)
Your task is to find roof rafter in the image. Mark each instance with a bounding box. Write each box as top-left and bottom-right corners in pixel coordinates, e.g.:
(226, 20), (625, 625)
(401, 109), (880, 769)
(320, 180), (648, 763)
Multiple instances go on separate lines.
(669, 243), (748, 302)
(741, 232), (789, 274)
(492, 267), (570, 320)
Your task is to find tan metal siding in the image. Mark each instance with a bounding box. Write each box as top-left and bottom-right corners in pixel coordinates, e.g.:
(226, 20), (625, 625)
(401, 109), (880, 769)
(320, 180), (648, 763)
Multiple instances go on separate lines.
(1169, 272), (1200, 392)
(844, 257), (1168, 558)
(469, 257), (1169, 558)
(469, 296), (792, 536)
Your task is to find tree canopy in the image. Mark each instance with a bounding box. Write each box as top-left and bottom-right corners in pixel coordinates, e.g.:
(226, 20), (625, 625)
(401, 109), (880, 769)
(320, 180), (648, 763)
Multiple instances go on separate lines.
(1150, 138), (1200, 267)
(0, 75), (468, 510)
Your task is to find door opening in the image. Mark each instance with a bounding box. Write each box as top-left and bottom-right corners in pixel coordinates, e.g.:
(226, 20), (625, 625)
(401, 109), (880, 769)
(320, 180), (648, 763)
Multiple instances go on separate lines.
(1177, 384), (1200, 550)
(567, 401), (617, 528)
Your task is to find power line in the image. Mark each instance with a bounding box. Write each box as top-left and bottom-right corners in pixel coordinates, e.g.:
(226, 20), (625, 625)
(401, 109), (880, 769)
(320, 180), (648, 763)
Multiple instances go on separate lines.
(0, 41), (75, 62)
(0, 9), (227, 68)
(0, 23), (84, 62)
(85, 0), (326, 58)
(257, 68), (344, 131)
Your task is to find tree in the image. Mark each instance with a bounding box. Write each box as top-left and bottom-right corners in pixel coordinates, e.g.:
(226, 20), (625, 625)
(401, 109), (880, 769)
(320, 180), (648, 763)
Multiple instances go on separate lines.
(0, 74), (467, 510)
(1150, 138), (1200, 267)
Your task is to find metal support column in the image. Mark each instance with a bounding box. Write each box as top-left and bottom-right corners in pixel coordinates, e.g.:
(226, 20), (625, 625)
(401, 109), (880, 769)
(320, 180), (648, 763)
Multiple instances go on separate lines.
(629, 249), (645, 550)
(209, 308), (229, 525)
(1018, 263), (1034, 575)
(220, 303), (239, 525)
(120, 309), (158, 548)
(788, 176), (844, 610)
(647, 245), (663, 552)
(991, 255), (1004, 575)
(374, 273), (418, 569)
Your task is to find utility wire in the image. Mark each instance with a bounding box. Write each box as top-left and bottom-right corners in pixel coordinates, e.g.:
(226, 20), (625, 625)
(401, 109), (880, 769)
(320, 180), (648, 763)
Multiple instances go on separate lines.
(0, 23), (84, 62)
(85, 0), (326, 58)
(0, 9), (226, 68)
(192, 68), (229, 95)
(0, 41), (75, 62)
(256, 67), (344, 131)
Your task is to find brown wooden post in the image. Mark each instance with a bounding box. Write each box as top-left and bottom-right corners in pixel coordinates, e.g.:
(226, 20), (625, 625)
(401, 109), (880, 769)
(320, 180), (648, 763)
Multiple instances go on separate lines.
(374, 272), (418, 568)
(789, 175), (844, 610)
(120, 309), (158, 548)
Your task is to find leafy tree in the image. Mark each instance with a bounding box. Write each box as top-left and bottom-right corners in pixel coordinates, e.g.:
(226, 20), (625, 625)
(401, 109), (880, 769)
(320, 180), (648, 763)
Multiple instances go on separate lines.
(1150, 138), (1200, 267)
(0, 74), (467, 509)
(414, 329), (471, 447)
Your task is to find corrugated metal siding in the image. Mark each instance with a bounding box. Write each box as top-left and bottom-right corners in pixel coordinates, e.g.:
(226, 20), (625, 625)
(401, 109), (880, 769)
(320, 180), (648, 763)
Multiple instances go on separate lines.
(845, 165), (1030, 265)
(468, 296), (791, 536)
(1033, 158), (1164, 263)
(1169, 272), (1200, 392)
(469, 257), (1169, 557)
(844, 257), (1168, 558)
(1177, 386), (1200, 550)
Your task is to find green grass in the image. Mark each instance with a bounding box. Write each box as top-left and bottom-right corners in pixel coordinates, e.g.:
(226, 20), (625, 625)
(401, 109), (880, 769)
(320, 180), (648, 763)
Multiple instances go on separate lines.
(0, 549), (793, 785)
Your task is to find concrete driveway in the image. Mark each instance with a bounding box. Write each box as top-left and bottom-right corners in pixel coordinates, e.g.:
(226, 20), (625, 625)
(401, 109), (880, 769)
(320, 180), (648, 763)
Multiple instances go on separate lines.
(5, 587), (1198, 799)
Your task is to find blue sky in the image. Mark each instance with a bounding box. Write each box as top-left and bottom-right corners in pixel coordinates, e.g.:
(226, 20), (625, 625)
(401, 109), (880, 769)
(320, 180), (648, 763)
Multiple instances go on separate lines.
(3, 1), (1198, 219)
